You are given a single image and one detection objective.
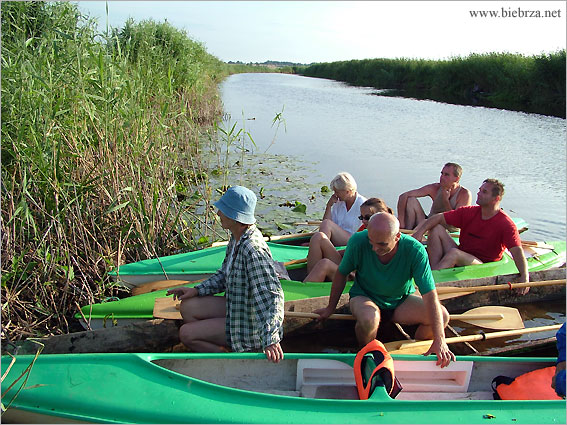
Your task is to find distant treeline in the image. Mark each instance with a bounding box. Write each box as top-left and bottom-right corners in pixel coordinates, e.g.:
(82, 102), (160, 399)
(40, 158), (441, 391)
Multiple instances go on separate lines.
(296, 52), (566, 118)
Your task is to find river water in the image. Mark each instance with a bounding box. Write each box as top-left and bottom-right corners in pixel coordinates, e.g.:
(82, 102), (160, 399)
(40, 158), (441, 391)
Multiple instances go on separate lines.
(219, 73), (566, 242)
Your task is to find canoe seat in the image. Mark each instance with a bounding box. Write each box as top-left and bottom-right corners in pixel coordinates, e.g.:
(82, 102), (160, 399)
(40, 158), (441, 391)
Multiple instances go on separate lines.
(397, 391), (493, 401)
(296, 359), (357, 399)
(296, 359), (474, 398)
(394, 360), (473, 393)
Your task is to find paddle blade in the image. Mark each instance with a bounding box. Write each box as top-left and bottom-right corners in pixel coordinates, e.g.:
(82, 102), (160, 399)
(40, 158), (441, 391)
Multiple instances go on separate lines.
(451, 306), (524, 330)
(154, 297), (182, 320)
(132, 280), (191, 296)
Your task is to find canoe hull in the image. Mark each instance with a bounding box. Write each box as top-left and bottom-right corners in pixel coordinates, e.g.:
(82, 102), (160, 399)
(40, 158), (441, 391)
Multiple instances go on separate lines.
(109, 222), (553, 288)
(1, 352), (564, 424)
(77, 266), (565, 331)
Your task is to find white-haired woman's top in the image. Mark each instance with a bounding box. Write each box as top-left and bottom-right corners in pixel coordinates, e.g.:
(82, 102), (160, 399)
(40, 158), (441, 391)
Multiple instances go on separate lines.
(331, 192), (367, 235)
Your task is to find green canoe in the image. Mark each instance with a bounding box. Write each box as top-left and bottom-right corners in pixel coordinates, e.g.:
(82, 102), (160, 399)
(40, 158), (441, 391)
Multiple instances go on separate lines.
(110, 218), (530, 288)
(2, 352), (563, 424)
(111, 241), (315, 288)
(77, 240), (565, 329)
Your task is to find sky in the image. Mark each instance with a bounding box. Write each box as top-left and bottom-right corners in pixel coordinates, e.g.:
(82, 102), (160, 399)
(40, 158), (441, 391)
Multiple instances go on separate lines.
(76, 1), (566, 64)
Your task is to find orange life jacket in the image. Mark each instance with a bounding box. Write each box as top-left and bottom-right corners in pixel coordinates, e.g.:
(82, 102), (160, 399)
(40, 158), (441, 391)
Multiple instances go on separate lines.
(354, 339), (400, 400)
(494, 366), (562, 400)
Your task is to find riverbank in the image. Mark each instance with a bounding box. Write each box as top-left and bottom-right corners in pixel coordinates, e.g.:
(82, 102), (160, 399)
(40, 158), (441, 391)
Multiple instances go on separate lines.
(295, 52), (566, 118)
(1, 2), (270, 341)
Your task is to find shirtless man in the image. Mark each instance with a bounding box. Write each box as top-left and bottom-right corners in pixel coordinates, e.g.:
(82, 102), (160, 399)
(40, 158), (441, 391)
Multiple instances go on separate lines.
(397, 163), (472, 230)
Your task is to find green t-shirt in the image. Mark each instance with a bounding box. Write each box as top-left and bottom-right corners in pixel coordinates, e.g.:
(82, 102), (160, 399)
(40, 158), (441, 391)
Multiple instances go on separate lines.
(338, 232), (435, 310)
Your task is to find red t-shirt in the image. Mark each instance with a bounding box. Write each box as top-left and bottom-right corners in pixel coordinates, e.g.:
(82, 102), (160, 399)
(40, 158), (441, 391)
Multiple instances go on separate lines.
(443, 206), (521, 263)
(357, 223), (367, 232)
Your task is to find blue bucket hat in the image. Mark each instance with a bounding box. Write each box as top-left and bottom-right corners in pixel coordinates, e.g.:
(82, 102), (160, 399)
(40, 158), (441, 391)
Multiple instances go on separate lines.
(214, 186), (257, 225)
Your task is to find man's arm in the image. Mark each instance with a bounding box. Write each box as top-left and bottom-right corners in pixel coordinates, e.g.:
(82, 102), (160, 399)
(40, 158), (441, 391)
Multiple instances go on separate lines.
(397, 184), (437, 229)
(454, 187), (472, 209)
(411, 212), (447, 242)
(508, 245), (530, 295)
(313, 269), (348, 319)
(421, 290), (455, 368)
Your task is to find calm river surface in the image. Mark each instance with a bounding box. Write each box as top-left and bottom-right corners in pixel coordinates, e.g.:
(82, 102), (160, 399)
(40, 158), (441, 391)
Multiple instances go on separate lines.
(220, 73), (566, 241)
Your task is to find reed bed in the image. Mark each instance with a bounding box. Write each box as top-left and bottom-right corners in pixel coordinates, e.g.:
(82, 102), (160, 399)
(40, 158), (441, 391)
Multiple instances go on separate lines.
(297, 51), (566, 118)
(0, 2), (240, 342)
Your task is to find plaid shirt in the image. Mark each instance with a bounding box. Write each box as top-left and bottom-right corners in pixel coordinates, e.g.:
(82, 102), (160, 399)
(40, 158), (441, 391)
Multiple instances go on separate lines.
(195, 225), (284, 352)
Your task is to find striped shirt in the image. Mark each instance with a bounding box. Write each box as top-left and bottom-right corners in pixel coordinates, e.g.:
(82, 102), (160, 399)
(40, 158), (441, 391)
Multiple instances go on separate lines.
(195, 225), (284, 352)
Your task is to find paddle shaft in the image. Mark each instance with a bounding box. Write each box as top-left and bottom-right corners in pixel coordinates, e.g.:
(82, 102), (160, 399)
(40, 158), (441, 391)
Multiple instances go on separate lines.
(285, 311), (505, 321)
(389, 324), (561, 351)
(437, 279), (566, 295)
(212, 231), (315, 247)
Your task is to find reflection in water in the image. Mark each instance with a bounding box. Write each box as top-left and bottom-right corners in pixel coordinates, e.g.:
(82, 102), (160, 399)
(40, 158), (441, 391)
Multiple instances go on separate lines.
(221, 73), (566, 241)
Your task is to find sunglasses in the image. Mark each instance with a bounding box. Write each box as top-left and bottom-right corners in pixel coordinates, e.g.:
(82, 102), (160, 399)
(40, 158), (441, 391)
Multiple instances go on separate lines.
(358, 214), (373, 221)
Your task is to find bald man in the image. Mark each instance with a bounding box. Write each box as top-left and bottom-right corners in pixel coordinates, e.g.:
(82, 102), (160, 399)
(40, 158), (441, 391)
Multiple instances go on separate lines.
(314, 212), (455, 368)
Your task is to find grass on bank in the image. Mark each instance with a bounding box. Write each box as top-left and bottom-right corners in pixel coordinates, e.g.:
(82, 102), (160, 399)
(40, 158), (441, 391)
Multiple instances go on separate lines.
(297, 52), (566, 118)
(0, 1), (266, 342)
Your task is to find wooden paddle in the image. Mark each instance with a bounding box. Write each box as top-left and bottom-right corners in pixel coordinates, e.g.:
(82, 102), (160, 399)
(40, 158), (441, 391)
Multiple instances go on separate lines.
(436, 279), (566, 299)
(384, 324), (562, 355)
(132, 256), (312, 295)
(293, 221), (323, 226)
(520, 240), (556, 250)
(285, 306), (524, 330)
(132, 279), (204, 296)
(212, 232), (315, 247)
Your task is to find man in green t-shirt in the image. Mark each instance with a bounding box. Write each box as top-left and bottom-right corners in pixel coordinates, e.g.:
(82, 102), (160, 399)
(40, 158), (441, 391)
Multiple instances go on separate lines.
(314, 212), (455, 368)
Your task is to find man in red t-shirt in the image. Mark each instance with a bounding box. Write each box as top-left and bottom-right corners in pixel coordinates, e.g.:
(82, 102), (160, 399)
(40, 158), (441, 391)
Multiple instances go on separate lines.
(412, 179), (529, 292)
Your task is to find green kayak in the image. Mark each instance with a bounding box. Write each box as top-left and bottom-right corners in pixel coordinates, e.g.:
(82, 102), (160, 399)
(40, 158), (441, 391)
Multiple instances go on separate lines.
(2, 351), (563, 423)
(111, 241), (315, 287)
(77, 240), (565, 329)
(110, 218), (530, 288)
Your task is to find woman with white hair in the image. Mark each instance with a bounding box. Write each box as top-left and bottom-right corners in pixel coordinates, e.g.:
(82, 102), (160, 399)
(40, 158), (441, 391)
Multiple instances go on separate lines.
(318, 171), (367, 246)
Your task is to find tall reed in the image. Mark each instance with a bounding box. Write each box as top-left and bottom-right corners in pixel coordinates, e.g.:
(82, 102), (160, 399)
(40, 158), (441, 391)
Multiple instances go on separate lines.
(1, 1), (231, 341)
(297, 52), (566, 118)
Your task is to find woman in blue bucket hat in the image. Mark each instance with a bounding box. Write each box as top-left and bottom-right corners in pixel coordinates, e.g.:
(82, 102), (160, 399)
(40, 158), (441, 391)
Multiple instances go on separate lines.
(167, 186), (285, 363)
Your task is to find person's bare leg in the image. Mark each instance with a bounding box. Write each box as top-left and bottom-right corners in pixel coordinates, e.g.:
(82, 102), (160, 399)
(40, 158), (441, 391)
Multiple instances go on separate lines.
(404, 197), (426, 229)
(318, 219), (352, 246)
(179, 295), (225, 322)
(306, 232), (342, 272)
(436, 248), (483, 270)
(349, 296), (382, 347)
(426, 224), (458, 268)
(392, 295), (449, 340)
(179, 318), (227, 352)
(304, 258), (338, 282)
(178, 295), (227, 352)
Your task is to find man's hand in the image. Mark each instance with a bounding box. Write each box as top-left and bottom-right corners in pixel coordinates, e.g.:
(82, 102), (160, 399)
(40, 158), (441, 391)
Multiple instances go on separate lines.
(313, 306), (334, 321)
(264, 342), (284, 363)
(512, 274), (530, 295)
(166, 287), (198, 301)
(412, 229), (425, 242)
(423, 338), (456, 368)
